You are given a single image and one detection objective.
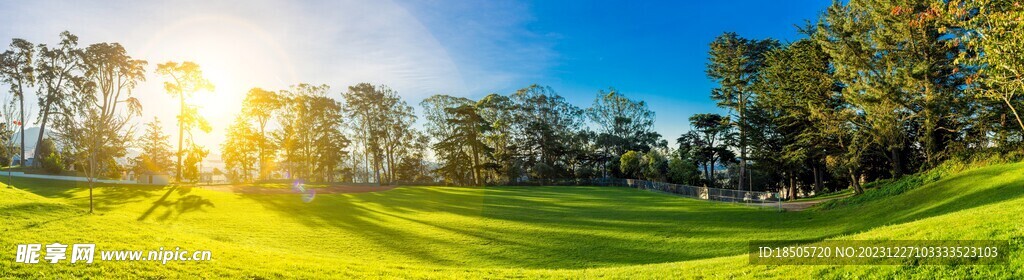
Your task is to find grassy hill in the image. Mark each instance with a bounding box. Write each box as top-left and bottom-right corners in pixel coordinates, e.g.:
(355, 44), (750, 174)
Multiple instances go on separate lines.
(1, 162), (1023, 278)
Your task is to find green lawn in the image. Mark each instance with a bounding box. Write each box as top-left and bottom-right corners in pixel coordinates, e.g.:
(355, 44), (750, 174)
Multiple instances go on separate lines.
(1, 162), (1023, 278)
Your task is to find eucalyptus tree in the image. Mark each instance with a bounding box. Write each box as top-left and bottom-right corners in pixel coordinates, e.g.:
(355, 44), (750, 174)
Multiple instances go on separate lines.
(276, 84), (348, 182)
(341, 83), (415, 184)
(587, 88), (660, 156)
(510, 85), (584, 180)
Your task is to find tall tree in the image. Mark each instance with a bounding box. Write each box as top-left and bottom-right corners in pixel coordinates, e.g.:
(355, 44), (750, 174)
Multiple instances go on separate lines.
(956, 0), (1024, 132)
(276, 84), (349, 182)
(818, 0), (966, 174)
(437, 104), (493, 185)
(34, 31), (85, 162)
(155, 61), (214, 182)
(422, 94), (475, 184)
(0, 38), (35, 166)
(510, 85), (585, 180)
(222, 115), (258, 182)
(241, 88), (281, 180)
(587, 88), (659, 154)
(341, 83), (415, 184)
(756, 38), (840, 194)
(706, 32), (778, 191)
(54, 42), (146, 213)
(587, 88), (660, 164)
(476, 93), (521, 183)
(686, 113), (734, 187)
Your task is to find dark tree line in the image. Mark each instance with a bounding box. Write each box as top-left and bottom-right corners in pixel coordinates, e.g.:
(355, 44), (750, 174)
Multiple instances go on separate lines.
(423, 85), (676, 186)
(687, 0), (1024, 198)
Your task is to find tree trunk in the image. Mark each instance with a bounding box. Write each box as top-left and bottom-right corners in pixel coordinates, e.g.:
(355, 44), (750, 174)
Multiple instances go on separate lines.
(812, 164), (822, 194)
(88, 137), (97, 214)
(890, 148), (902, 177)
(176, 94), (184, 182)
(33, 107), (50, 161)
(18, 94), (24, 167)
(258, 126), (265, 180)
(704, 162), (711, 187)
(1004, 96), (1024, 133)
(471, 143), (481, 186)
(849, 171), (864, 195)
(738, 98), (746, 191)
(788, 173), (796, 201)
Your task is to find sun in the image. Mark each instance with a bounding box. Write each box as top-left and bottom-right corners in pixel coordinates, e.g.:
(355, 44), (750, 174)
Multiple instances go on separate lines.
(136, 15), (298, 149)
(188, 60), (238, 126)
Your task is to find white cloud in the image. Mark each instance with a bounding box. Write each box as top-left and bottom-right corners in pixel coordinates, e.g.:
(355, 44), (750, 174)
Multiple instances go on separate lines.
(0, 0), (473, 151)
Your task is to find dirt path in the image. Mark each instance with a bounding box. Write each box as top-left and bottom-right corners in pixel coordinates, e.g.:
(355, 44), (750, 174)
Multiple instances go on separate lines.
(192, 184), (397, 194)
(781, 194), (853, 211)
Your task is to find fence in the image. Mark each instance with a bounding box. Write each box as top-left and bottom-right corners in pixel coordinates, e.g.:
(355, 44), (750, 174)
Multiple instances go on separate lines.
(594, 178), (783, 210)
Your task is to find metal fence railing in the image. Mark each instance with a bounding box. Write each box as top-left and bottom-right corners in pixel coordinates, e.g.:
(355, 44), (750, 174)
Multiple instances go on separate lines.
(594, 178), (783, 210)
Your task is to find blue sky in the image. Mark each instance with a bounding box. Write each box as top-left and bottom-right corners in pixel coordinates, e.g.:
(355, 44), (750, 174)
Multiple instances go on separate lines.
(400, 0), (832, 140)
(0, 0), (832, 149)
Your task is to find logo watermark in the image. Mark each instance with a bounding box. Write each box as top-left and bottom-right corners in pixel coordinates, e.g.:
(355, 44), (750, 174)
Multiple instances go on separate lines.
(15, 243), (212, 264)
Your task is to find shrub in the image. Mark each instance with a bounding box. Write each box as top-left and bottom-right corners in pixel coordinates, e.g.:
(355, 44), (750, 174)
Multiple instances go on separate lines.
(40, 152), (64, 175)
(619, 151), (642, 179)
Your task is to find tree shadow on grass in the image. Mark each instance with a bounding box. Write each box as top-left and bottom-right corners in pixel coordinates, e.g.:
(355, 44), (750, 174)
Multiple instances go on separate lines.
(9, 176), (166, 212)
(235, 186), (781, 269)
(136, 186), (215, 222)
(236, 191), (457, 266)
(232, 171), (1024, 270)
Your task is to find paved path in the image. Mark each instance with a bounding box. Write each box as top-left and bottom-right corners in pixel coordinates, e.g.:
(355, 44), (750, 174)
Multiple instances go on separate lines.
(780, 194), (853, 211)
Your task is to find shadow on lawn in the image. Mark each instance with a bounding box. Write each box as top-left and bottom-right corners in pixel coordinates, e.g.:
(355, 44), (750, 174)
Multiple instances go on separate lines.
(136, 186), (215, 222)
(236, 175), (1024, 269)
(10, 176), (164, 212)
(235, 186), (774, 269)
(9, 176), (217, 219)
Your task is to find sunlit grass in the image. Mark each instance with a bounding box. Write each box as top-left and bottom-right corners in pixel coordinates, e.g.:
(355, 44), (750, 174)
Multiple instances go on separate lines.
(1, 162), (1023, 278)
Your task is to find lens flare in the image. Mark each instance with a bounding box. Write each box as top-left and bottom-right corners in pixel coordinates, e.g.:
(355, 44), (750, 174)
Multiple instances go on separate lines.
(291, 180), (315, 203)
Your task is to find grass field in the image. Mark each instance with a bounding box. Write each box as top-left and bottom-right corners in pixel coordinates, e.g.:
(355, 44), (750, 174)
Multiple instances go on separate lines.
(2, 162), (1024, 278)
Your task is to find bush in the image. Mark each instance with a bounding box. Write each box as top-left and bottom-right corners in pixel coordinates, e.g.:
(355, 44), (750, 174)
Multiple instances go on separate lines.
(40, 152), (64, 174)
(668, 156), (700, 185)
(641, 150), (668, 181)
(619, 151), (642, 179)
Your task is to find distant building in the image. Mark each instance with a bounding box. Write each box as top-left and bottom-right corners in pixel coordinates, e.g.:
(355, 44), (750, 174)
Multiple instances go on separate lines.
(10, 155), (37, 167)
(133, 171), (170, 185)
(199, 172), (227, 184)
